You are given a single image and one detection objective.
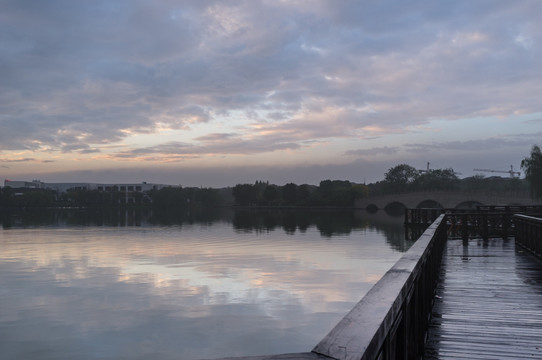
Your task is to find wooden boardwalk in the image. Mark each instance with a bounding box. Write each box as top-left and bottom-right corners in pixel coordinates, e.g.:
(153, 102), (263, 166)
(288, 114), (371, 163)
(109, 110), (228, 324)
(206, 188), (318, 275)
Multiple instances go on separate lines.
(424, 237), (542, 359)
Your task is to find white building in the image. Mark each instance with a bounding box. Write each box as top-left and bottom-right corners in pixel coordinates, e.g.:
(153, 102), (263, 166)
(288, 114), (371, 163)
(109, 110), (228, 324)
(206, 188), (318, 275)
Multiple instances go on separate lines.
(4, 179), (169, 193)
(3, 179), (172, 204)
(3, 179), (44, 189)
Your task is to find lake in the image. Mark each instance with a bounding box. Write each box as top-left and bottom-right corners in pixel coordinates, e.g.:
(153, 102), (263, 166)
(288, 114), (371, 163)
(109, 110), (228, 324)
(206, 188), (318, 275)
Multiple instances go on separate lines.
(0, 208), (412, 360)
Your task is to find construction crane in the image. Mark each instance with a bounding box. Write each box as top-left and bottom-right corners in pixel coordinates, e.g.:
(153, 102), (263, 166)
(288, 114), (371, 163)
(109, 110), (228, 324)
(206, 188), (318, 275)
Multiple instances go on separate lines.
(473, 165), (521, 178)
(419, 162), (462, 175)
(418, 162), (431, 174)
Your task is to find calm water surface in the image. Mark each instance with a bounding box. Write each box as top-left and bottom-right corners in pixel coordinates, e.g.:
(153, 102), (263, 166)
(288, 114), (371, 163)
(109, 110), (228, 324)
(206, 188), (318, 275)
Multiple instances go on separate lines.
(0, 208), (411, 360)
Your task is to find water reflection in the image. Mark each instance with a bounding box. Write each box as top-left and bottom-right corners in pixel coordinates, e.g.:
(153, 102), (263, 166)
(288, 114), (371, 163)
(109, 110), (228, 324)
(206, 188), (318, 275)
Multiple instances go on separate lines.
(0, 208), (413, 360)
(231, 209), (363, 236)
(0, 207), (414, 254)
(0, 208), (410, 241)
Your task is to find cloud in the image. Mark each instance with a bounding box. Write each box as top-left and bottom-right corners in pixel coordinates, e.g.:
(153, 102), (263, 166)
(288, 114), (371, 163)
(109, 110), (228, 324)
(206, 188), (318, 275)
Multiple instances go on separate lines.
(404, 135), (541, 154)
(110, 132), (302, 161)
(1, 0), (541, 185)
(0, 157), (54, 164)
(345, 146), (400, 157)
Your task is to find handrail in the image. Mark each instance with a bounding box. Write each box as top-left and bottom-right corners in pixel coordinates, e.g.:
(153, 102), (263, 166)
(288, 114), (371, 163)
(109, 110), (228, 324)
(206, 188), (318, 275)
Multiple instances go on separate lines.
(405, 205), (542, 226)
(406, 207), (542, 240)
(312, 214), (447, 360)
(514, 214), (542, 257)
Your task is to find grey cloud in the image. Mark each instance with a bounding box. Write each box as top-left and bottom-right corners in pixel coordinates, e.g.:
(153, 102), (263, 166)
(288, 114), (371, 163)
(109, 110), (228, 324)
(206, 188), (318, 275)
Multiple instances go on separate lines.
(345, 146), (400, 157)
(123, 142), (195, 156)
(0, 157), (54, 164)
(78, 148), (101, 155)
(61, 143), (101, 154)
(194, 133), (236, 142)
(1, 0), (542, 163)
(404, 137), (534, 154)
(0, 157), (38, 163)
(114, 134), (301, 160)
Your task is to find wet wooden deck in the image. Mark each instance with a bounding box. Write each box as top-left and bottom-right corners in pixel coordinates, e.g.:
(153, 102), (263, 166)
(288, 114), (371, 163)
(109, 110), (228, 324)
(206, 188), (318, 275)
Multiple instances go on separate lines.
(424, 237), (542, 359)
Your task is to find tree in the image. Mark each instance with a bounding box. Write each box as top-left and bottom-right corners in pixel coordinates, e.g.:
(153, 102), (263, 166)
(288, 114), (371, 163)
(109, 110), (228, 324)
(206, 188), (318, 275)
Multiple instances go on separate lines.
(296, 184), (312, 205)
(262, 185), (279, 204)
(521, 145), (542, 200)
(384, 164), (419, 192)
(0, 186), (16, 207)
(232, 184), (258, 205)
(351, 184), (369, 198)
(281, 183), (297, 204)
(460, 174), (486, 192)
(194, 188), (222, 206)
(150, 187), (189, 208)
(312, 180), (357, 206)
(412, 168), (459, 191)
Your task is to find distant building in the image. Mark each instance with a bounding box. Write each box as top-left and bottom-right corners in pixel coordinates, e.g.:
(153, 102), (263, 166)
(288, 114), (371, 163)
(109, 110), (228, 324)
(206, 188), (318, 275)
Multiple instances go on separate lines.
(4, 180), (170, 193)
(3, 179), (44, 189)
(3, 179), (172, 204)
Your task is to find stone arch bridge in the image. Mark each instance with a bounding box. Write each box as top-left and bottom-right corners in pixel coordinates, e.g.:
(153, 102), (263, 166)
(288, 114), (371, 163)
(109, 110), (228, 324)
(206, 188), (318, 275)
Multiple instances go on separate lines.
(355, 190), (538, 211)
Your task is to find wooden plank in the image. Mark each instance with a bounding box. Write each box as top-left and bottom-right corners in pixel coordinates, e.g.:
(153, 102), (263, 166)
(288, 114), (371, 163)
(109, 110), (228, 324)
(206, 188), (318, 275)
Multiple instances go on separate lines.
(424, 238), (542, 359)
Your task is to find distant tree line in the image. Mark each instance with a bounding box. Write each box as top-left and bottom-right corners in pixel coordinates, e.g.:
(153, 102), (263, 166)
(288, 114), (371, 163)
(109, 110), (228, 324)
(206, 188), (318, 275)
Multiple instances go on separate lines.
(0, 180), (368, 209)
(0, 187), (57, 208)
(0, 186), (223, 209)
(232, 180), (368, 207)
(2, 144), (541, 209)
(0, 174), (532, 210)
(368, 163), (529, 196)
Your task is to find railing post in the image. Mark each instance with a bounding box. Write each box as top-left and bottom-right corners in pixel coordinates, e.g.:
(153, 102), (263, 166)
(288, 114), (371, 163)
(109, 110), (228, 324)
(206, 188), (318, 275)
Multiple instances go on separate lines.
(502, 213), (509, 239)
(462, 214), (468, 241)
(481, 213), (488, 240)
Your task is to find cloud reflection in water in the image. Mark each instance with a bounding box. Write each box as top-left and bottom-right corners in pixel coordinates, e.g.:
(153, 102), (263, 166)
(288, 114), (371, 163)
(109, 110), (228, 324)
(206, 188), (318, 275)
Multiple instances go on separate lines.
(0, 211), (409, 359)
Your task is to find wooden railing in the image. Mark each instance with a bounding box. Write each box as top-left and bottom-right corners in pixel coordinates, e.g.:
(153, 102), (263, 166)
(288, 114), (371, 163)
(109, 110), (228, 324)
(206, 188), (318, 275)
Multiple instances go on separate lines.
(405, 206), (542, 240)
(514, 214), (542, 257)
(476, 205), (542, 212)
(312, 215), (447, 360)
(405, 205), (542, 225)
(404, 208), (443, 226)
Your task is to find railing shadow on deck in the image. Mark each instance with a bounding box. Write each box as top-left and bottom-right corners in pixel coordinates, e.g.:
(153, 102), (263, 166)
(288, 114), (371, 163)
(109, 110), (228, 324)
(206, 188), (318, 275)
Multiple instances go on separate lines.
(203, 215), (448, 360)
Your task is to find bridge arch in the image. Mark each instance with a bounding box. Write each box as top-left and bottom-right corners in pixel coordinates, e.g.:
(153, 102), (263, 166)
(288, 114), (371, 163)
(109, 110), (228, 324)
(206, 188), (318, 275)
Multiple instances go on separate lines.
(416, 199), (444, 209)
(354, 190), (536, 211)
(384, 201), (407, 216)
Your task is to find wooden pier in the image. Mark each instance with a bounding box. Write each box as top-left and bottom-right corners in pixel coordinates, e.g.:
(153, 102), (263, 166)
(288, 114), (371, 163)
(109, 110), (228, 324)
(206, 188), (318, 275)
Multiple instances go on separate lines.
(424, 236), (542, 359)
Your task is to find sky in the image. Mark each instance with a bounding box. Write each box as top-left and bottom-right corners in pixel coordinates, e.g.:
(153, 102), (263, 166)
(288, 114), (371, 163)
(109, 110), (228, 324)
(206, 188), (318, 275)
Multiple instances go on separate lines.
(1, 0), (541, 187)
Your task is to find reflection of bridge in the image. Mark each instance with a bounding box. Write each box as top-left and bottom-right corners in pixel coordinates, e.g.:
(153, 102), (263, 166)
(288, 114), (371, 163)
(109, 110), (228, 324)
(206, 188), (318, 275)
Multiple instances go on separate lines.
(355, 190), (537, 210)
